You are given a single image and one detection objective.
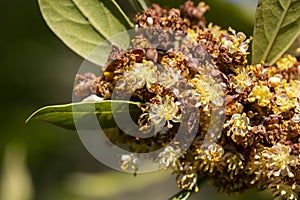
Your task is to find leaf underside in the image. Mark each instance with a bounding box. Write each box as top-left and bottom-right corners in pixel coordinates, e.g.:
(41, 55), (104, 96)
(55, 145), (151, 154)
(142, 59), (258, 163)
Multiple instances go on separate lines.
(26, 101), (142, 130)
(38, 0), (133, 64)
(252, 0), (300, 65)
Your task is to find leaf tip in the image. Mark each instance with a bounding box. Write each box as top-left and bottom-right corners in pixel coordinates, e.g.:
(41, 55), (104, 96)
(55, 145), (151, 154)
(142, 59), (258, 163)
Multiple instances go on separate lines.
(25, 107), (44, 124)
(25, 112), (37, 124)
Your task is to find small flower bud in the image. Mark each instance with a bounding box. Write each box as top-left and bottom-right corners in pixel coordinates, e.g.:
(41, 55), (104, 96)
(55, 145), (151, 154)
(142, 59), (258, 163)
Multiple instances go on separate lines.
(268, 76), (281, 87)
(146, 17), (153, 26)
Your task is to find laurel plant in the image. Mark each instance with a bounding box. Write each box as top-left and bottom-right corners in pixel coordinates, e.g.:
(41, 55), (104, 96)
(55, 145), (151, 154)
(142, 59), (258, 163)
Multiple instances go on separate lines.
(27, 0), (300, 199)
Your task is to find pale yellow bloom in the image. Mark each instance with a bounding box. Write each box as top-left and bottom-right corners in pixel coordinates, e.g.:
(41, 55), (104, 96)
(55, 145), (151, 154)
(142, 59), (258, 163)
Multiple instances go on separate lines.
(248, 85), (273, 107)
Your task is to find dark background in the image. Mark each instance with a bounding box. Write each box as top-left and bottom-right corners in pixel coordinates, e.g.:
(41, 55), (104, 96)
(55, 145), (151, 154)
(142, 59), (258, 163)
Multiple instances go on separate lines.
(0, 0), (273, 199)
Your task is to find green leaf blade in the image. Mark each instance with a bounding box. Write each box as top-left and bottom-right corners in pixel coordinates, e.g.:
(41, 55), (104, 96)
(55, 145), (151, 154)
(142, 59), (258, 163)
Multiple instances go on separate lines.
(252, 0), (300, 65)
(131, 0), (149, 12)
(72, 0), (133, 39)
(38, 0), (132, 64)
(26, 101), (142, 130)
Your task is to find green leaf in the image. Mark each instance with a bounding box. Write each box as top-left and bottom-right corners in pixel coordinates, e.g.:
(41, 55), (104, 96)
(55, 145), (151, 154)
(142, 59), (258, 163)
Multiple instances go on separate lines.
(38, 0), (133, 64)
(168, 190), (192, 200)
(132, 0), (149, 11)
(26, 100), (142, 130)
(252, 0), (300, 65)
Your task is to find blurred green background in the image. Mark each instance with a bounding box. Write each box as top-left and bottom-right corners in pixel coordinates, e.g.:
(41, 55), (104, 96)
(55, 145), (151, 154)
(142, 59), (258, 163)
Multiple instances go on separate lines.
(0, 0), (273, 199)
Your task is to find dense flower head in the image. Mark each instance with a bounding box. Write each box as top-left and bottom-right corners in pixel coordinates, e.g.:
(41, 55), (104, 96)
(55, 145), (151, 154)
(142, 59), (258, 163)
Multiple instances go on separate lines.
(250, 144), (298, 180)
(224, 113), (252, 146)
(74, 1), (300, 199)
(196, 143), (224, 173)
(230, 67), (252, 93)
(147, 95), (182, 129)
(276, 54), (297, 71)
(248, 144), (300, 199)
(248, 85), (273, 107)
(269, 180), (300, 200)
(189, 74), (224, 109)
(158, 146), (183, 170)
(221, 152), (244, 179)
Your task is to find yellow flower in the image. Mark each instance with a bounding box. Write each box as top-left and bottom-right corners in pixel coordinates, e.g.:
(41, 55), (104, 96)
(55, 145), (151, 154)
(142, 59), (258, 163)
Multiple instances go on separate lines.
(272, 94), (296, 114)
(196, 144), (224, 173)
(117, 60), (157, 91)
(189, 74), (224, 109)
(177, 164), (199, 192)
(271, 79), (300, 114)
(220, 27), (252, 54)
(224, 113), (251, 145)
(231, 68), (252, 93)
(268, 76), (281, 88)
(148, 95), (182, 129)
(185, 29), (199, 45)
(286, 80), (300, 99)
(158, 146), (183, 170)
(222, 152), (244, 179)
(276, 54), (297, 71)
(252, 144), (298, 180)
(248, 85), (273, 107)
(268, 181), (300, 200)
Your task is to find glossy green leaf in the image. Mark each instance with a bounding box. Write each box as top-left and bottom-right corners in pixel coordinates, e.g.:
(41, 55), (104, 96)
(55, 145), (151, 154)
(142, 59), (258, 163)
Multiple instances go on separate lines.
(252, 0), (300, 65)
(26, 101), (142, 130)
(38, 0), (133, 64)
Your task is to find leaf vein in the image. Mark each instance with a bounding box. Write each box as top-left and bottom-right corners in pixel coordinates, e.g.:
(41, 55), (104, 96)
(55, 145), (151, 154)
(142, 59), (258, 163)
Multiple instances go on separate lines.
(261, 0), (292, 62)
(71, 0), (111, 42)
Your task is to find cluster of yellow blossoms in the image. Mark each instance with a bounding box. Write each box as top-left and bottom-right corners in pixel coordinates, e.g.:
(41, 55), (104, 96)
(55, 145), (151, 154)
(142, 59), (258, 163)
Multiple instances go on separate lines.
(74, 1), (300, 199)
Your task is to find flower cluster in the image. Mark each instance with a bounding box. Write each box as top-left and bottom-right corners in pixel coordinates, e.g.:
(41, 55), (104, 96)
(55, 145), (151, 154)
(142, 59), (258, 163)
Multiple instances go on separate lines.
(74, 1), (300, 199)
(249, 144), (299, 199)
